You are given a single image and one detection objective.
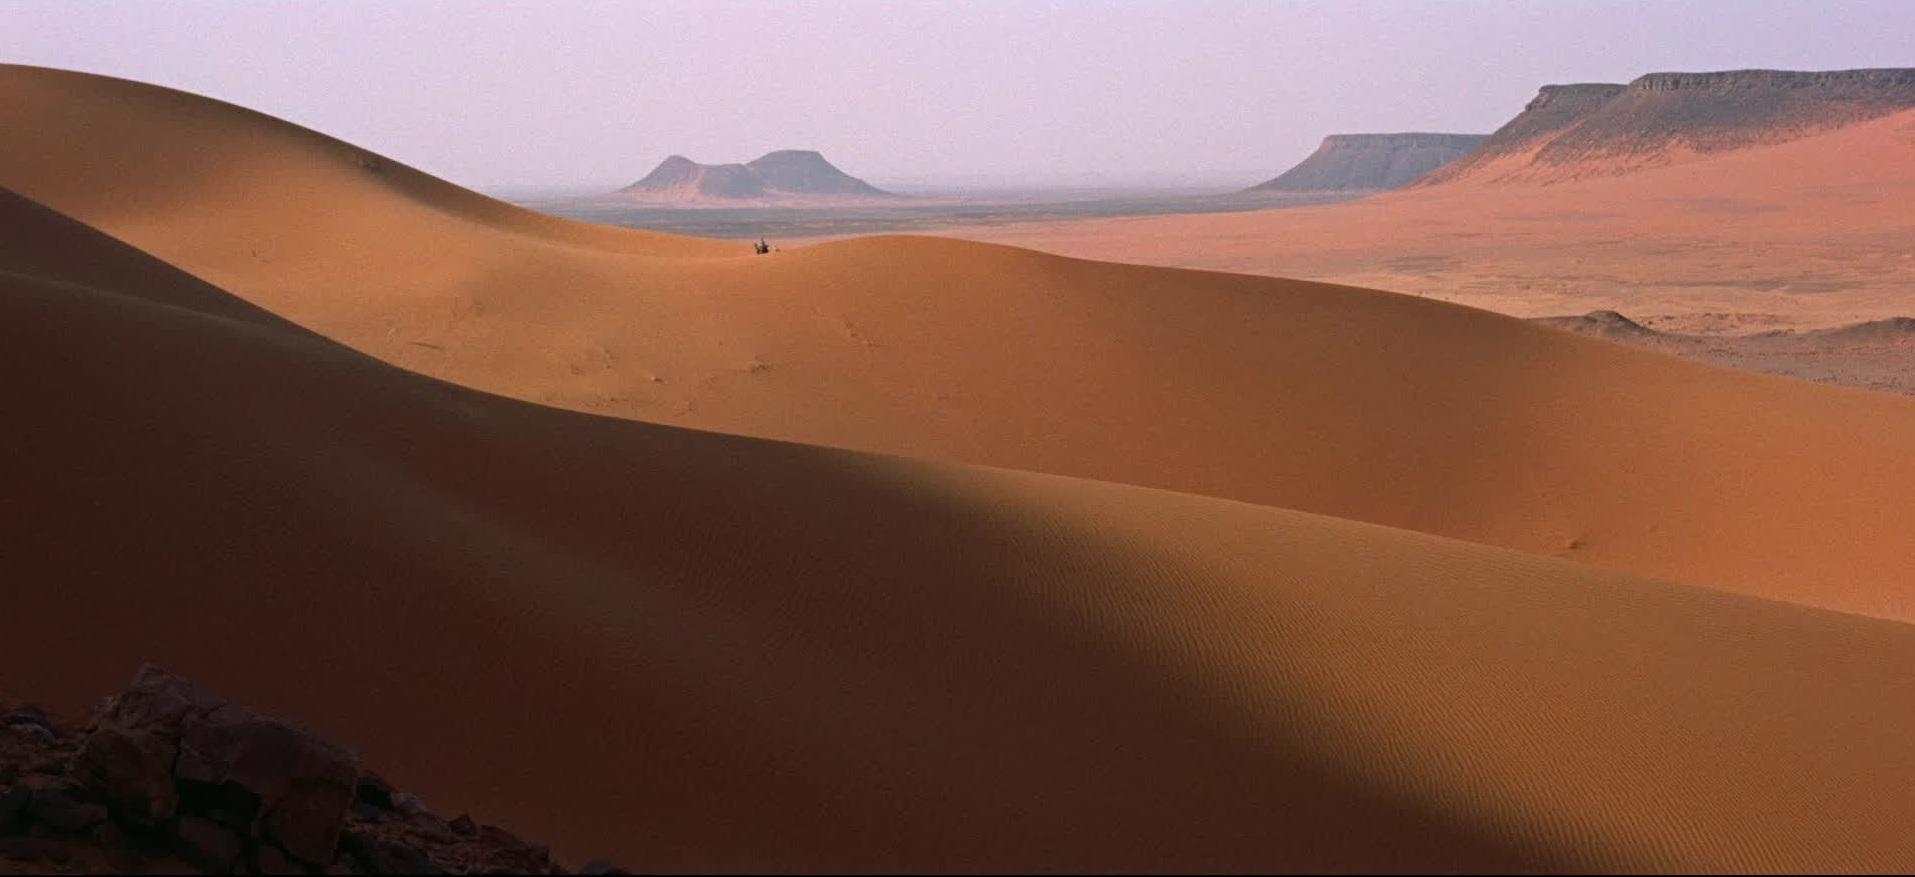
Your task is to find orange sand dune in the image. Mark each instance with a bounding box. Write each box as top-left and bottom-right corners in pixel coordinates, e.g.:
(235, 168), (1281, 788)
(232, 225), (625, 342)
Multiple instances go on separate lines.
(948, 108), (1915, 330)
(7, 64), (1915, 619)
(0, 66), (733, 262)
(13, 188), (1915, 872)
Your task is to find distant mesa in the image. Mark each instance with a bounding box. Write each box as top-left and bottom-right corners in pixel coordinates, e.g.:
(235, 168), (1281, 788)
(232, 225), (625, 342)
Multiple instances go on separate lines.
(1246, 133), (1487, 193)
(1418, 68), (1915, 186)
(618, 150), (894, 204)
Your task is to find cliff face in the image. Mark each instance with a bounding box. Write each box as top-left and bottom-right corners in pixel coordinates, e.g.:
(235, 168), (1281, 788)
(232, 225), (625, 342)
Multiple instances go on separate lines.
(1247, 132), (1487, 192)
(1629, 68), (1915, 93)
(618, 150), (890, 202)
(1417, 68), (1915, 186)
(1491, 84), (1630, 148)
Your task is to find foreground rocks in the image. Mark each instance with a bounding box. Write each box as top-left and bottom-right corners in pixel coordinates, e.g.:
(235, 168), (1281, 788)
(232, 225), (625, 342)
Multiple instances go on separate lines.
(0, 667), (629, 875)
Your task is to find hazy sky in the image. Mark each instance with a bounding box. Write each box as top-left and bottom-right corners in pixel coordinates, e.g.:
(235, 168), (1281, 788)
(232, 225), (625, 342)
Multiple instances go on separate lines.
(4, 1), (1910, 189)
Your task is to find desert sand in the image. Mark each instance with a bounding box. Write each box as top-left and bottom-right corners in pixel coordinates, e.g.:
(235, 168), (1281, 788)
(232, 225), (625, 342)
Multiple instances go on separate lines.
(929, 93), (1915, 395)
(7, 65), (1915, 614)
(937, 107), (1915, 332)
(14, 185), (1915, 871)
(9, 64), (1915, 871)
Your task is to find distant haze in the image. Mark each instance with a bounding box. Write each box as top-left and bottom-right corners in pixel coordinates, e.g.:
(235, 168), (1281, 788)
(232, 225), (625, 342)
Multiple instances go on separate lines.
(2, 0), (1910, 190)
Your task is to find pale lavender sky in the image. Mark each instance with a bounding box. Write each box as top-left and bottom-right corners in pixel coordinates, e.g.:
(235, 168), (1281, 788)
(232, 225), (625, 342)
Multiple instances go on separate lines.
(3, 1), (1910, 188)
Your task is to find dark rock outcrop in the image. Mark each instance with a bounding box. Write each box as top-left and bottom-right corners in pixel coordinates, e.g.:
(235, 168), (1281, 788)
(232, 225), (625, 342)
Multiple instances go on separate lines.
(1247, 132), (1487, 193)
(0, 787), (28, 832)
(72, 720), (178, 827)
(25, 785), (107, 833)
(619, 149), (891, 201)
(174, 814), (242, 872)
(1535, 310), (1659, 341)
(1811, 316), (1915, 342)
(1, 667), (630, 875)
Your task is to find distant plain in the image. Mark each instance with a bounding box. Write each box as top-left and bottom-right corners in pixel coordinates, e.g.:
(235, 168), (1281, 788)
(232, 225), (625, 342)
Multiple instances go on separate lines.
(525, 185), (1354, 240)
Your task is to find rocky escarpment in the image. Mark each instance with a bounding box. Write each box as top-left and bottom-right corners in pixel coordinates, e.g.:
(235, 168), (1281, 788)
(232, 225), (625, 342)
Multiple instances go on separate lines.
(1488, 84), (1631, 149)
(618, 150), (892, 202)
(1417, 68), (1915, 185)
(0, 667), (630, 875)
(1246, 133), (1486, 193)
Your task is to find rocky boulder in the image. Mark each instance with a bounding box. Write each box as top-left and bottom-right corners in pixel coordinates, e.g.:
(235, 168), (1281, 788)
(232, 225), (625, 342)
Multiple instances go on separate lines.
(1, 666), (625, 874)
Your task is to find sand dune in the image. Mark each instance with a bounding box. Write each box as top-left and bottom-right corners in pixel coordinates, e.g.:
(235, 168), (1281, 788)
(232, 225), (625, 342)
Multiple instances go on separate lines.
(15, 187), (1915, 871)
(0, 66), (734, 262)
(8, 64), (1915, 620)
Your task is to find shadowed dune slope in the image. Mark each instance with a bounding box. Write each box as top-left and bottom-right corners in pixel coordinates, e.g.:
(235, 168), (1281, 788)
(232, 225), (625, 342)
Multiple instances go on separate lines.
(14, 188), (1915, 872)
(8, 65), (1915, 620)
